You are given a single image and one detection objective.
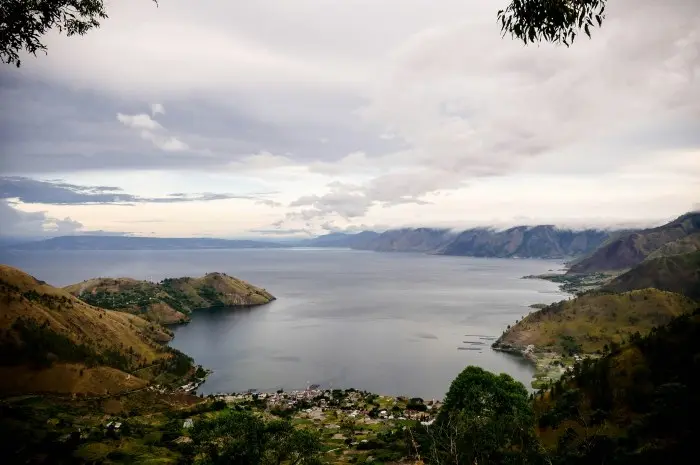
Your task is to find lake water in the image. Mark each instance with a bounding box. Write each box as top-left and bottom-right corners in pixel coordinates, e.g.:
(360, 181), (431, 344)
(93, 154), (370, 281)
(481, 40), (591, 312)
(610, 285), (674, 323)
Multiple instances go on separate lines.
(0, 248), (567, 399)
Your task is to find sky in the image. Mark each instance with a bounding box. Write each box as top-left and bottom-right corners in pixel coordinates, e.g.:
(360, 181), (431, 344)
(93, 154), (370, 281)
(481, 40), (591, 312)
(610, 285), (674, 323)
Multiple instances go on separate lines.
(0, 0), (699, 238)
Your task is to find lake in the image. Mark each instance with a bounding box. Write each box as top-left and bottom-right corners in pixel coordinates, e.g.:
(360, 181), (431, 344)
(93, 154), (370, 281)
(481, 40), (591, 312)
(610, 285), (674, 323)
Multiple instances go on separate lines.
(0, 248), (567, 399)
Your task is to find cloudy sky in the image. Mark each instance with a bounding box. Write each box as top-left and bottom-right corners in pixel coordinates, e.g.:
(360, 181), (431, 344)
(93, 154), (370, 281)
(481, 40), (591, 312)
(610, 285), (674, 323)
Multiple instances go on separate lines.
(0, 0), (698, 238)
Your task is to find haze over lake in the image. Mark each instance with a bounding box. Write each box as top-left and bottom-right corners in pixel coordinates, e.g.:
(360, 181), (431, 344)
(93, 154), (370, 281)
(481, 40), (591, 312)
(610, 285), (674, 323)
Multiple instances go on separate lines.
(0, 248), (567, 398)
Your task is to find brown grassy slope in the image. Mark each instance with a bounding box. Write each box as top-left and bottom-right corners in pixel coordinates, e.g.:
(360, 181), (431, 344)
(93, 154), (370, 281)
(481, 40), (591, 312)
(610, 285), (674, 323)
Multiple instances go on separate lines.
(0, 265), (174, 394)
(568, 211), (700, 273)
(64, 272), (275, 324)
(0, 364), (148, 395)
(604, 251), (700, 301)
(494, 289), (696, 354)
(164, 272), (275, 307)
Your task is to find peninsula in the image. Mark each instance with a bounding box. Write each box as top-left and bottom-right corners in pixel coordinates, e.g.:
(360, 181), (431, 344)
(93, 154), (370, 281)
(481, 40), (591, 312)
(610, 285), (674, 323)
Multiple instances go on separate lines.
(64, 272), (275, 325)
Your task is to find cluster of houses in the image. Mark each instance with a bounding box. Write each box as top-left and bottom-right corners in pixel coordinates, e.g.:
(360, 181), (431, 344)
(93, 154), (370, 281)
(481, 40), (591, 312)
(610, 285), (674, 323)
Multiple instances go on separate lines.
(212, 386), (442, 425)
(178, 379), (205, 393)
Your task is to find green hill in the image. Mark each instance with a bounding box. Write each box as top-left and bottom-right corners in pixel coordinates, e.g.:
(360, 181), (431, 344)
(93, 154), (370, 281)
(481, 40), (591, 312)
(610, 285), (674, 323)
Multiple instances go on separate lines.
(493, 289), (696, 355)
(568, 211), (700, 273)
(64, 273), (275, 324)
(0, 265), (195, 395)
(603, 251), (700, 301)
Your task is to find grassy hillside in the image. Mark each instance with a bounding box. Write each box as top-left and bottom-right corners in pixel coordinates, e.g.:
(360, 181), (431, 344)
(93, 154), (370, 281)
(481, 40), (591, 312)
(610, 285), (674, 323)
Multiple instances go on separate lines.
(535, 308), (700, 464)
(568, 211), (700, 273)
(0, 265), (194, 395)
(604, 251), (700, 301)
(644, 232), (700, 260)
(64, 272), (275, 324)
(493, 289), (696, 355)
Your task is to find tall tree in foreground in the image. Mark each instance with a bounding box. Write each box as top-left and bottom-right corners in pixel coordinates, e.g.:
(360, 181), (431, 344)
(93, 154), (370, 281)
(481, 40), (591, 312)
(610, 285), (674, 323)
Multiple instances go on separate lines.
(426, 366), (540, 465)
(0, 0), (157, 67)
(498, 0), (608, 46)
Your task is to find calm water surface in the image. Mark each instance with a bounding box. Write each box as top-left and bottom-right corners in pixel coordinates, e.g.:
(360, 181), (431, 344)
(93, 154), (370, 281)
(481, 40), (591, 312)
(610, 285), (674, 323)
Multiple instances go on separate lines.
(0, 248), (568, 398)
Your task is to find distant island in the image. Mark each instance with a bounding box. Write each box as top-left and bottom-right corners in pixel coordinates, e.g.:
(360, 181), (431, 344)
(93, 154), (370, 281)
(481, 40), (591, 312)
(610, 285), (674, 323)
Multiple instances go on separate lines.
(64, 272), (276, 325)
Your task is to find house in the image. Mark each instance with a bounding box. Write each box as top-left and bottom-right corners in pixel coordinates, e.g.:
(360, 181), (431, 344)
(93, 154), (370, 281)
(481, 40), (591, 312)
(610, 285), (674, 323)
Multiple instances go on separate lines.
(106, 421), (122, 430)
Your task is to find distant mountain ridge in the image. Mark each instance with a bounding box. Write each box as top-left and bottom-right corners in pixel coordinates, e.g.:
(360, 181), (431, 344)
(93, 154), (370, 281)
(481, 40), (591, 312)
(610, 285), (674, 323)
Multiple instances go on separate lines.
(359, 228), (458, 253)
(568, 212), (700, 273)
(5, 225), (611, 259)
(296, 231), (380, 248)
(9, 214), (696, 261)
(306, 225), (610, 259)
(5, 235), (287, 250)
(438, 225), (608, 258)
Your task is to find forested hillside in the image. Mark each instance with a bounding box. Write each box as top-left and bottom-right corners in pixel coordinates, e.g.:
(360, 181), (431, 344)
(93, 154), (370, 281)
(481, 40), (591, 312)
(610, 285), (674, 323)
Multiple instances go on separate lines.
(604, 251), (700, 300)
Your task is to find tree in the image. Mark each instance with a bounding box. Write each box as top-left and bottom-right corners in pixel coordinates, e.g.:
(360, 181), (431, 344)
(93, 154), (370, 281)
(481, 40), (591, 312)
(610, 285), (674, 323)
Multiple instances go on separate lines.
(498, 0), (607, 46)
(0, 0), (157, 67)
(190, 410), (322, 465)
(430, 366), (540, 464)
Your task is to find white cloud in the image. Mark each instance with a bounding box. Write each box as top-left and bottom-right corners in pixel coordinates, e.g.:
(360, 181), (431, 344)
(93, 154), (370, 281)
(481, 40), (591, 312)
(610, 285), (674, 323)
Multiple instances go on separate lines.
(117, 108), (189, 152)
(116, 113), (162, 131)
(151, 103), (165, 117)
(3, 0), (699, 236)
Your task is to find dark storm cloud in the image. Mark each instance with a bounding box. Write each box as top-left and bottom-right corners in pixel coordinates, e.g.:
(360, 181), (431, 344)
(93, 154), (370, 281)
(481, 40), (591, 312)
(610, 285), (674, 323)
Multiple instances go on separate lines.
(0, 177), (273, 205)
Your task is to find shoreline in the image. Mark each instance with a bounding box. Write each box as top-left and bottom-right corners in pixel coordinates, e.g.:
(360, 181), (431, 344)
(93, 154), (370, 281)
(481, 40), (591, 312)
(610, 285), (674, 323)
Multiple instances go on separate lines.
(168, 263), (567, 397)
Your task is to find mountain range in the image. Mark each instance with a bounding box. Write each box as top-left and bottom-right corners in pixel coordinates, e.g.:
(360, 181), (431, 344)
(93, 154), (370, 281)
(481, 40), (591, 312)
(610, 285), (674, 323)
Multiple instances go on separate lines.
(3, 212), (699, 265)
(568, 212), (700, 273)
(307, 225), (611, 258)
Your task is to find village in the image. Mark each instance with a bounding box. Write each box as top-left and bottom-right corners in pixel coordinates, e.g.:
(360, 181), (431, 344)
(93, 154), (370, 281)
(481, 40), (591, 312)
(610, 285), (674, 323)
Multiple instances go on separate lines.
(212, 386), (442, 427)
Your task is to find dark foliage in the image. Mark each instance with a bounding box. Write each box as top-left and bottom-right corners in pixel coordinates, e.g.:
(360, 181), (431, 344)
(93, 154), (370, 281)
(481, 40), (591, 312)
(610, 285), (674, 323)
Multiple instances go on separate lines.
(498, 0), (607, 46)
(0, 0), (158, 67)
(539, 308), (700, 464)
(189, 409), (322, 465)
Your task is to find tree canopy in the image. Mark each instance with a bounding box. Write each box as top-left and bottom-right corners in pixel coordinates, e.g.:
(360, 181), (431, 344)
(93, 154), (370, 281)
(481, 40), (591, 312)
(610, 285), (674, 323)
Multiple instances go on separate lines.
(429, 366), (539, 464)
(0, 0), (156, 67)
(190, 410), (322, 465)
(498, 0), (607, 46)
